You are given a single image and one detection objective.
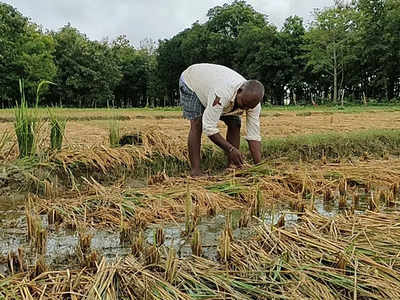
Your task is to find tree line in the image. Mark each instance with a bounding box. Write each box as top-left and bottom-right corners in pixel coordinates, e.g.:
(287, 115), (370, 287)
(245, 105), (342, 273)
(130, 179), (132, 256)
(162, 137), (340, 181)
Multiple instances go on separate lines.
(0, 0), (399, 108)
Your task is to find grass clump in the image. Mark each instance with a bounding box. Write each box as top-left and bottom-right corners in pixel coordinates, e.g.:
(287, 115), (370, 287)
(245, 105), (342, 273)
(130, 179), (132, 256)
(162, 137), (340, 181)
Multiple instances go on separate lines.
(14, 80), (38, 158)
(261, 129), (400, 161)
(14, 80), (54, 158)
(109, 113), (120, 148)
(49, 109), (66, 150)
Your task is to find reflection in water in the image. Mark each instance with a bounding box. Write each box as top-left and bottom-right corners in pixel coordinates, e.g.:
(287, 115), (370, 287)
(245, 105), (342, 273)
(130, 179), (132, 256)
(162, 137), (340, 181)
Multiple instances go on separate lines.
(0, 193), (398, 274)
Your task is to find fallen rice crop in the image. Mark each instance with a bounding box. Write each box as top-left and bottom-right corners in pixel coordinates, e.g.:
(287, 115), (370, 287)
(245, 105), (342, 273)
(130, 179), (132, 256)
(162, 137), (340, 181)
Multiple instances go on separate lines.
(23, 157), (400, 232)
(3, 116), (400, 299)
(2, 210), (400, 299)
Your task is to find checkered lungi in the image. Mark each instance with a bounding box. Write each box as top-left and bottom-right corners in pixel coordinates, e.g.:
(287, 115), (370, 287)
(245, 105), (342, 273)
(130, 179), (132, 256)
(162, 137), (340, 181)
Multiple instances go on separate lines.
(179, 74), (241, 127)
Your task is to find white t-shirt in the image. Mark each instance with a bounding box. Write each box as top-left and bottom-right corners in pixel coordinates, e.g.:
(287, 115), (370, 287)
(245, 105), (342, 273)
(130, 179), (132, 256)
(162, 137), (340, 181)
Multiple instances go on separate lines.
(182, 63), (261, 141)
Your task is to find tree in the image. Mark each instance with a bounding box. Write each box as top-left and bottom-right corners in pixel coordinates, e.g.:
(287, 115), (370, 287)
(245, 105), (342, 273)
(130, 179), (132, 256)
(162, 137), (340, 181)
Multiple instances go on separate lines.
(112, 35), (150, 107)
(280, 16), (307, 103)
(19, 24), (57, 102)
(207, 0), (266, 38)
(2, 0), (398, 108)
(180, 22), (209, 66)
(235, 23), (285, 103)
(343, 0), (400, 101)
(303, 1), (357, 103)
(50, 25), (121, 107)
(206, 0), (267, 68)
(382, 0), (400, 99)
(155, 0), (272, 103)
(139, 37), (157, 55)
(0, 3), (27, 104)
(156, 32), (187, 106)
(0, 3), (56, 106)
(146, 51), (162, 107)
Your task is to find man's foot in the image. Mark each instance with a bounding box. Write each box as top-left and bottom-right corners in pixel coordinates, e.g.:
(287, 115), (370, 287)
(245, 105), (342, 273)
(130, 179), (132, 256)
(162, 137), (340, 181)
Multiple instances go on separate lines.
(190, 169), (203, 177)
(226, 162), (234, 169)
(226, 162), (242, 170)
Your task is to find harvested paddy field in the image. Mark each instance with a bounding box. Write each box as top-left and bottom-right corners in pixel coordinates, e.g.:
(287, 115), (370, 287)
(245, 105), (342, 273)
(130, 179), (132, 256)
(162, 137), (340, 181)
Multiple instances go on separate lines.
(2, 107), (400, 299)
(1, 107), (400, 147)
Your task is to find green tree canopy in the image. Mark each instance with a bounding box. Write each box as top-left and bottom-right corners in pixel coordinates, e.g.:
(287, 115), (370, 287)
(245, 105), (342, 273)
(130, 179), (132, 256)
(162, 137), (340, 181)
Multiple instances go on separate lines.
(1, 1), (399, 107)
(50, 25), (121, 107)
(303, 1), (358, 103)
(0, 3), (56, 106)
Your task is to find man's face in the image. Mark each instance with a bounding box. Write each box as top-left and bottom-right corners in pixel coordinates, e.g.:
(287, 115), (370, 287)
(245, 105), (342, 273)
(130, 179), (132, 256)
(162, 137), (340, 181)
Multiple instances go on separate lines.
(236, 88), (260, 110)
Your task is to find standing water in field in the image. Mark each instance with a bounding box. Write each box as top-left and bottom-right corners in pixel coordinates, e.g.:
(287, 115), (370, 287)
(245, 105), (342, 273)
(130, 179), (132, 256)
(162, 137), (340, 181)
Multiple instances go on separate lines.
(1, 190), (398, 275)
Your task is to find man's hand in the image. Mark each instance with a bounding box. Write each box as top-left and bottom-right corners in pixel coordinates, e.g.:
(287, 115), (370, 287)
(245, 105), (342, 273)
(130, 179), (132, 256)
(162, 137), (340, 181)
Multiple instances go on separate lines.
(228, 147), (244, 167)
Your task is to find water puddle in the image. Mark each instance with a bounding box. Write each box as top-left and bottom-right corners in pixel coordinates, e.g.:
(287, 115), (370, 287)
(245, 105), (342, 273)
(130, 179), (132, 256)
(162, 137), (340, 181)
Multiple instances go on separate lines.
(0, 192), (399, 275)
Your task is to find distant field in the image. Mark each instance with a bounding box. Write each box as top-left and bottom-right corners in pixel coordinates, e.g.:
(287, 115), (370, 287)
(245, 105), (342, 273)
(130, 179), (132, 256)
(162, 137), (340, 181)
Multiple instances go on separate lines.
(1, 103), (400, 119)
(2, 105), (400, 147)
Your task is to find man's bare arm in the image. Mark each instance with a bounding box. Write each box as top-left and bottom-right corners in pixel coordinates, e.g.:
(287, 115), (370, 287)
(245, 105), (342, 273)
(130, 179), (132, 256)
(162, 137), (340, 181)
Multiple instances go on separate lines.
(209, 133), (232, 152)
(209, 133), (243, 166)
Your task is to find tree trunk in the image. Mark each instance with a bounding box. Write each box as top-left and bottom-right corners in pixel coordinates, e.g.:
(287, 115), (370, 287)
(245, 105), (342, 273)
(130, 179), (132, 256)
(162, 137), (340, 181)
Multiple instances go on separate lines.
(341, 89), (345, 107)
(388, 77), (395, 100)
(333, 47), (338, 103)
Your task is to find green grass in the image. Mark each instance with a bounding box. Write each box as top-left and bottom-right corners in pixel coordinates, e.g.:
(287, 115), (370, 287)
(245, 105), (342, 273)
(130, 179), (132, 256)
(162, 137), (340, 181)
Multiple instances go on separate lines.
(262, 103), (400, 114)
(258, 129), (400, 161)
(14, 80), (38, 158)
(49, 109), (66, 151)
(3, 103), (400, 122)
(108, 112), (120, 148)
(14, 80), (55, 157)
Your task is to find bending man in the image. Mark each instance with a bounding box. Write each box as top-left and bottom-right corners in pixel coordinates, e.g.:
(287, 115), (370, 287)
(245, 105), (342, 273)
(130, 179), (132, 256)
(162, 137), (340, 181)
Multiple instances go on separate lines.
(179, 63), (264, 177)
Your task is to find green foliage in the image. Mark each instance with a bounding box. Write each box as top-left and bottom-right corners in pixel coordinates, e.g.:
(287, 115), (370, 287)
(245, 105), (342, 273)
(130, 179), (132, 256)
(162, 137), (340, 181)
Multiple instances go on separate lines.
(260, 129), (400, 161)
(206, 0), (267, 68)
(180, 23), (209, 66)
(112, 36), (150, 107)
(50, 25), (122, 108)
(14, 80), (37, 158)
(14, 79), (54, 157)
(157, 34), (187, 106)
(1, 1), (399, 107)
(0, 3), (28, 103)
(280, 16), (307, 100)
(206, 0), (267, 38)
(109, 117), (120, 148)
(20, 24), (57, 95)
(48, 109), (66, 151)
(0, 4), (56, 106)
(303, 2), (358, 103)
(235, 23), (285, 103)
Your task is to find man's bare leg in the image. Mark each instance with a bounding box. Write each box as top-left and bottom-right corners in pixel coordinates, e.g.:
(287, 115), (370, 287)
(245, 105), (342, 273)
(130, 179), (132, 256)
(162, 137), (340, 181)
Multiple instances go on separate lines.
(225, 120), (241, 167)
(189, 117), (202, 176)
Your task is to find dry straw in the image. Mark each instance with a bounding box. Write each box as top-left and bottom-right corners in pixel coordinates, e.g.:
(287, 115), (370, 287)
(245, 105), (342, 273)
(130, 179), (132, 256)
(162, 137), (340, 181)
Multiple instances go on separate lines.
(3, 210), (400, 299)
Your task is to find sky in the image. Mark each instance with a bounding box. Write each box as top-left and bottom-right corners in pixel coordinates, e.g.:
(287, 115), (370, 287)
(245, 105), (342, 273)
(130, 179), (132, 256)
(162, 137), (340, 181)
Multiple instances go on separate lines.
(4, 0), (334, 47)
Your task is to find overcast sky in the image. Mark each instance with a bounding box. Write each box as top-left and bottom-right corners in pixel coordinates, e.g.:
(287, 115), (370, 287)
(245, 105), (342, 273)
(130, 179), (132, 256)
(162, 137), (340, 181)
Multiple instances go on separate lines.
(4, 0), (333, 47)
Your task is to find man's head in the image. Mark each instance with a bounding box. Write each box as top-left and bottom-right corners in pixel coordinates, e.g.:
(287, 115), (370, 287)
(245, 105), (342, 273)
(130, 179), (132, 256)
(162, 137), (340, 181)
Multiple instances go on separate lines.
(236, 80), (265, 110)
